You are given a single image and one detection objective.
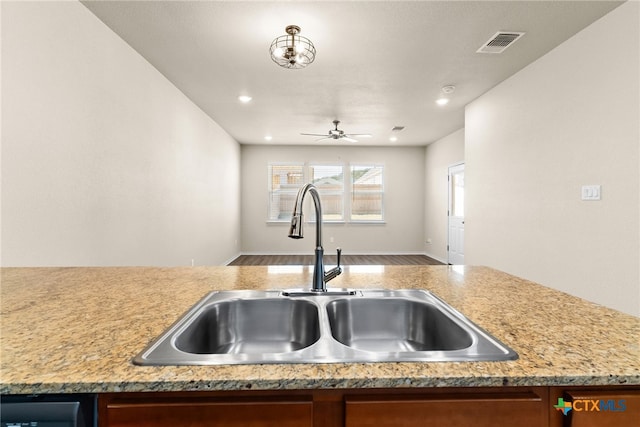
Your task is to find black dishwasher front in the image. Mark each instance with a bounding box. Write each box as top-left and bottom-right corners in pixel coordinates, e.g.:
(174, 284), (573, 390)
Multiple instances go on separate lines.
(1, 394), (96, 427)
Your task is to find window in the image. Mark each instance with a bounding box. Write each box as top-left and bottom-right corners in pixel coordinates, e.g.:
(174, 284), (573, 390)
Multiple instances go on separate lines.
(267, 162), (384, 223)
(268, 163), (304, 221)
(350, 164), (384, 221)
(310, 164), (344, 221)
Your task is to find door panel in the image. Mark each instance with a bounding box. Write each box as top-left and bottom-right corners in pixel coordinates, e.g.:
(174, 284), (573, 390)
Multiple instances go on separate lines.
(448, 163), (465, 265)
(562, 389), (640, 427)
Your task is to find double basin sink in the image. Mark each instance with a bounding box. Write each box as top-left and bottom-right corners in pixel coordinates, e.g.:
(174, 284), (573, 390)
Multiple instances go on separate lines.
(134, 289), (517, 365)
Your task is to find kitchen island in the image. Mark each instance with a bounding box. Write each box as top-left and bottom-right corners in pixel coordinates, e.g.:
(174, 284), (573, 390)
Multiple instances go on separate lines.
(1, 265), (638, 426)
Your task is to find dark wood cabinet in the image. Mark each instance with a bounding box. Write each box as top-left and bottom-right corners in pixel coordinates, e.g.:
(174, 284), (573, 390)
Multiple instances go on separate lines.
(99, 386), (640, 427)
(344, 389), (547, 427)
(560, 389), (640, 427)
(100, 393), (314, 427)
(549, 387), (640, 427)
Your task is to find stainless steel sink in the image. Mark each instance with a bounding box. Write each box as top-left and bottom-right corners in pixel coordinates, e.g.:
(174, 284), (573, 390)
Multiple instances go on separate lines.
(174, 299), (320, 355)
(134, 289), (518, 365)
(326, 298), (473, 352)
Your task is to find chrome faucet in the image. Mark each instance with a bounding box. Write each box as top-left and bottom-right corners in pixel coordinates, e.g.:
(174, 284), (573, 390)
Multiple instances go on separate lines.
(288, 183), (342, 292)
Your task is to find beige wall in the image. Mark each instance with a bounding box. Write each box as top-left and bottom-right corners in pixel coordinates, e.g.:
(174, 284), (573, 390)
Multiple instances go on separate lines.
(241, 145), (426, 255)
(424, 128), (465, 263)
(465, 1), (639, 316)
(1, 1), (241, 266)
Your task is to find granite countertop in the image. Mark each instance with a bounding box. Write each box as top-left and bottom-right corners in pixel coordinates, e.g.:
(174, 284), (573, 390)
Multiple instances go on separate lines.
(1, 265), (638, 394)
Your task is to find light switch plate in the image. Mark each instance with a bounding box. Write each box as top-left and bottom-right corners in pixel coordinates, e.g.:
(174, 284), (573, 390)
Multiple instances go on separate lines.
(581, 185), (601, 201)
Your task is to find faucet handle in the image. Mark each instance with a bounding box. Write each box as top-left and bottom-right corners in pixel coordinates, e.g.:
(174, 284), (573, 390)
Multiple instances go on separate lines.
(323, 248), (343, 284)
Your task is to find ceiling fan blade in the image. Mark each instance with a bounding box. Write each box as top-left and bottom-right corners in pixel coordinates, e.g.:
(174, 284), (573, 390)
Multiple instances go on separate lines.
(302, 121), (370, 142)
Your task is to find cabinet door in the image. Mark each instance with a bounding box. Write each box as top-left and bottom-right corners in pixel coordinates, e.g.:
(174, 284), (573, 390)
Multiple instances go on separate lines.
(103, 399), (313, 427)
(345, 391), (546, 427)
(563, 390), (640, 427)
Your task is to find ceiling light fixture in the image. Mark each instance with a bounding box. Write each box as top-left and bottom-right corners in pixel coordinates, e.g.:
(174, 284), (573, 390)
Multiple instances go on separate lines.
(264, 135), (273, 141)
(269, 25), (316, 69)
(436, 85), (455, 106)
(390, 126), (403, 142)
(238, 95), (252, 103)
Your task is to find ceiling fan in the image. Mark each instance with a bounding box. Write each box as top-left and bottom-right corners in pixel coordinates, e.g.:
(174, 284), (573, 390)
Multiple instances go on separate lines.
(301, 120), (372, 142)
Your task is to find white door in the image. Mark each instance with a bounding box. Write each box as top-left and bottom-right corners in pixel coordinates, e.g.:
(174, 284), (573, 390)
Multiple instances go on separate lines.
(448, 163), (465, 265)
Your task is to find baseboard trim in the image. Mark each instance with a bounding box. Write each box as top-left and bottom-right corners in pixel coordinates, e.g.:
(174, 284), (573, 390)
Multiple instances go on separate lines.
(423, 252), (448, 264)
(222, 252), (243, 266)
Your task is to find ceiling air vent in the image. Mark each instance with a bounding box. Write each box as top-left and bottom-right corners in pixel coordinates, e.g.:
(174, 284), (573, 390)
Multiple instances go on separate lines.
(477, 31), (525, 54)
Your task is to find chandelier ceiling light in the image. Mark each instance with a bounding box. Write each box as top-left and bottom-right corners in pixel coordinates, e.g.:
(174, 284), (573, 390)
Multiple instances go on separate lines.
(269, 25), (316, 69)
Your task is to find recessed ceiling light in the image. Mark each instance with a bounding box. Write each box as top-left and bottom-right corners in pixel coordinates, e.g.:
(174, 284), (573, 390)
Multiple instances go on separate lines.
(442, 85), (456, 94)
(264, 135), (273, 141)
(238, 95), (252, 103)
(390, 136), (398, 142)
(436, 85), (455, 106)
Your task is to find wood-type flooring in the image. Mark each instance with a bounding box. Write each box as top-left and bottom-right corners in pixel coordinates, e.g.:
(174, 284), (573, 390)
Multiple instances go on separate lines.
(228, 254), (444, 266)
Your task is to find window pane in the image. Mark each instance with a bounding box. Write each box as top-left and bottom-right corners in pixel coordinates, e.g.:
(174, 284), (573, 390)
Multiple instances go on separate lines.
(310, 164), (344, 221)
(270, 164), (304, 191)
(352, 165), (383, 190)
(351, 192), (383, 220)
(268, 164), (304, 221)
(351, 165), (384, 221)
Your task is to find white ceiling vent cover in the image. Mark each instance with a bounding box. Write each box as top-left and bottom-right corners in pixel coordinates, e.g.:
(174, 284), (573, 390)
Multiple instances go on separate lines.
(477, 31), (525, 54)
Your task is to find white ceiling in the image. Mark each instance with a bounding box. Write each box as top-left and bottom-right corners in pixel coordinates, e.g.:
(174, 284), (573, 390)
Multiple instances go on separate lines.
(82, 0), (623, 146)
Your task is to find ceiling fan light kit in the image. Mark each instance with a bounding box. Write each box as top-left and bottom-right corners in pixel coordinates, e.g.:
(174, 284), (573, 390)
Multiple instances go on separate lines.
(270, 25), (316, 69)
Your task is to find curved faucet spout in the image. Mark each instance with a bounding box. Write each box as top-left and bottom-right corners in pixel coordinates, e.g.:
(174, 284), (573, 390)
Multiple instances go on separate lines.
(288, 183), (322, 247)
(288, 183), (341, 292)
